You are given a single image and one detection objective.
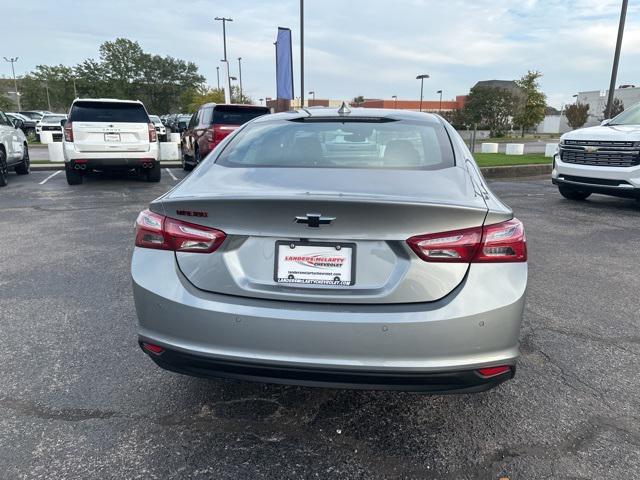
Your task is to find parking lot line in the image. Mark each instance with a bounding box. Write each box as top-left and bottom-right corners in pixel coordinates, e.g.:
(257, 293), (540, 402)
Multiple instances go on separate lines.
(165, 168), (178, 181)
(38, 171), (61, 185)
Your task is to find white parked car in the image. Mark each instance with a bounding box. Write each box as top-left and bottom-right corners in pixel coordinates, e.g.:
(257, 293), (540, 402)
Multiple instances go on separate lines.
(35, 114), (67, 141)
(553, 103), (640, 201)
(149, 115), (167, 141)
(0, 110), (30, 187)
(62, 98), (160, 185)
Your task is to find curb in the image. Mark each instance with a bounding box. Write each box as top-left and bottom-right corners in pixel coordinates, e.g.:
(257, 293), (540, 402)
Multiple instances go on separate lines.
(480, 163), (551, 179)
(31, 162), (552, 178)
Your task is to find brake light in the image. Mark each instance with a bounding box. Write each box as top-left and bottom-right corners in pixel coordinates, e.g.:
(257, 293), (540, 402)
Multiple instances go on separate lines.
(64, 121), (73, 142)
(407, 218), (526, 263)
(134, 209), (226, 253)
(148, 123), (157, 142)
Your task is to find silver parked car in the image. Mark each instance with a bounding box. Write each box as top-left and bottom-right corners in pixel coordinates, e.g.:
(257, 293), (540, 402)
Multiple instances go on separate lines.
(132, 107), (527, 393)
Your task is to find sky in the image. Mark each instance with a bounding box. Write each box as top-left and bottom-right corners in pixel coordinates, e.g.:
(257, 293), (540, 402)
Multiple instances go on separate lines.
(3, 0), (640, 109)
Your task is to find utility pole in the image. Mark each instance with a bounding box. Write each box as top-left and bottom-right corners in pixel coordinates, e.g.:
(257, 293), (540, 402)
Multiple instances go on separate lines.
(45, 81), (52, 111)
(238, 57), (243, 103)
(214, 16), (233, 103)
(605, 0), (628, 119)
(437, 90), (443, 112)
(416, 74), (429, 112)
(72, 77), (78, 98)
(216, 66), (220, 89)
(300, 0), (304, 108)
(3, 56), (21, 110)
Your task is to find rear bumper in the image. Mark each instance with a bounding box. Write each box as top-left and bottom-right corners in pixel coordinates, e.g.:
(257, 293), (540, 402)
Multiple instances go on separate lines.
(140, 342), (515, 392)
(63, 141), (159, 166)
(132, 249), (527, 391)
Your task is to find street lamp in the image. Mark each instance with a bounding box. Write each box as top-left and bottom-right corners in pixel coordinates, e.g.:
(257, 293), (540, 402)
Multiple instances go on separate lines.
(259, 98), (264, 105)
(391, 95), (398, 109)
(308, 91), (315, 103)
(437, 90), (443, 112)
(605, 0), (628, 119)
(214, 16), (233, 103)
(3, 56), (21, 110)
(416, 74), (430, 112)
(300, 0), (305, 108)
(216, 66), (220, 89)
(238, 57), (243, 102)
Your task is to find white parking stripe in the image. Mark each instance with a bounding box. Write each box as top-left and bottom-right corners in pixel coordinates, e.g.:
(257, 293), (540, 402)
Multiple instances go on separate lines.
(39, 171), (61, 185)
(165, 168), (178, 181)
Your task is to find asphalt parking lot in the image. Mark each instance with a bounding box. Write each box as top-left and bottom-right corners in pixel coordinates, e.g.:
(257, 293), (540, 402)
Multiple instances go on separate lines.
(1, 169), (639, 479)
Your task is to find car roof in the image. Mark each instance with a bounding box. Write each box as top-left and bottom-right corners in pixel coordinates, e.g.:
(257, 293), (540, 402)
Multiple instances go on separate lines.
(71, 98), (144, 105)
(251, 106), (440, 124)
(200, 103), (270, 110)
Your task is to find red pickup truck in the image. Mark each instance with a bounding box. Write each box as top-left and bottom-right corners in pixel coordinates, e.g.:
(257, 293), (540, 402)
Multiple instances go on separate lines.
(181, 104), (270, 171)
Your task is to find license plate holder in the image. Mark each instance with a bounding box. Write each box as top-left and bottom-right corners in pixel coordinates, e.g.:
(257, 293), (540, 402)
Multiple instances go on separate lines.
(275, 241), (356, 286)
(104, 133), (121, 142)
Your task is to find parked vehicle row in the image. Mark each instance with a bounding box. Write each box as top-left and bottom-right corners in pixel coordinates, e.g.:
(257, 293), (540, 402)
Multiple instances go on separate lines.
(0, 110), (30, 186)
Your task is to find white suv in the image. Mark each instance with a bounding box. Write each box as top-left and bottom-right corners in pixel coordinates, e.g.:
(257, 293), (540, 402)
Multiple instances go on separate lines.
(63, 99), (160, 185)
(553, 103), (640, 201)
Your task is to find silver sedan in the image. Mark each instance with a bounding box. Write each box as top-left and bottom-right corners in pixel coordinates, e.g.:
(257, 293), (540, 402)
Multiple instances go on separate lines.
(131, 107), (527, 393)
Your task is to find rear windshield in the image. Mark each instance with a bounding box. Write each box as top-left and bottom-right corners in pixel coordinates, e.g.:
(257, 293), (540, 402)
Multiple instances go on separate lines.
(217, 118), (455, 170)
(69, 102), (149, 123)
(41, 115), (66, 123)
(212, 105), (270, 125)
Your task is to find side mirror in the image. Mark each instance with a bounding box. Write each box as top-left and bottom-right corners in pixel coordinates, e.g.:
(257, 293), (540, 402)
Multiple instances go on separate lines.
(13, 118), (24, 130)
(601, 119), (611, 126)
(60, 119), (67, 127)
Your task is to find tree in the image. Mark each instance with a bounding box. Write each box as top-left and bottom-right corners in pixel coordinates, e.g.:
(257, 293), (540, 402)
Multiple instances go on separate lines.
(603, 98), (624, 119)
(20, 38), (206, 114)
(513, 70), (547, 136)
(0, 93), (13, 111)
(565, 102), (590, 129)
(351, 95), (365, 106)
(463, 86), (516, 137)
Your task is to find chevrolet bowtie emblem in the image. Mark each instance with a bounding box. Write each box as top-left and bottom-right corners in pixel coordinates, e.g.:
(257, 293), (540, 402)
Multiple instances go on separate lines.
(583, 146), (598, 153)
(295, 213), (335, 228)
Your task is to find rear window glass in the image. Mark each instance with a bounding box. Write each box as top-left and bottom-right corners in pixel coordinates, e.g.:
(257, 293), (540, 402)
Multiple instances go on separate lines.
(69, 102), (149, 123)
(41, 115), (66, 123)
(212, 106), (270, 126)
(217, 118), (455, 170)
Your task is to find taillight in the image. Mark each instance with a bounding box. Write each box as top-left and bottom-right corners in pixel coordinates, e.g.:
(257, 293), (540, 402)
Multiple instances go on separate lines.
(64, 121), (73, 142)
(407, 218), (526, 263)
(134, 209), (225, 253)
(148, 123), (157, 142)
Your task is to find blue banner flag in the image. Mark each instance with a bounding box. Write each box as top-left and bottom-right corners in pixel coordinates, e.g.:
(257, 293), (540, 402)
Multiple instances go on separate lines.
(275, 27), (294, 100)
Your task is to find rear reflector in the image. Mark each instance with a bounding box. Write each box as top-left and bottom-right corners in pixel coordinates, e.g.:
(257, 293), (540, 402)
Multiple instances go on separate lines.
(135, 209), (226, 253)
(141, 342), (164, 355)
(407, 218), (526, 263)
(476, 365), (511, 378)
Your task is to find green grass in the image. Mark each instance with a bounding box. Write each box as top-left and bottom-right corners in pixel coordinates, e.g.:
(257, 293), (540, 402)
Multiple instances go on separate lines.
(473, 153), (551, 167)
(479, 134), (560, 143)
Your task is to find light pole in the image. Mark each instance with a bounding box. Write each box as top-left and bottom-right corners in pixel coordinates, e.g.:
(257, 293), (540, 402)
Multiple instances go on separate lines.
(416, 74), (429, 112)
(572, 94), (578, 104)
(3, 56), (21, 110)
(45, 81), (52, 111)
(72, 77), (78, 98)
(392, 95), (398, 109)
(237, 57), (243, 102)
(216, 66), (220, 89)
(259, 98), (264, 105)
(214, 16), (233, 103)
(605, 0), (628, 119)
(308, 91), (315, 104)
(437, 90), (443, 112)
(300, 0), (305, 108)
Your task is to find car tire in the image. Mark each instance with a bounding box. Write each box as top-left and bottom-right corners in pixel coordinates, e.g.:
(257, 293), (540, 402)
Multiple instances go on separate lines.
(0, 149), (8, 187)
(15, 144), (30, 175)
(182, 153), (194, 172)
(558, 185), (591, 201)
(65, 164), (83, 185)
(146, 162), (161, 182)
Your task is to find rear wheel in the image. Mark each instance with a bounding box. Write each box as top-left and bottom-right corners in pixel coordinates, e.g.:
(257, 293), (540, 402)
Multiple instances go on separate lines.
(146, 162), (161, 182)
(65, 163), (83, 185)
(0, 149), (7, 187)
(15, 144), (30, 175)
(558, 185), (591, 201)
